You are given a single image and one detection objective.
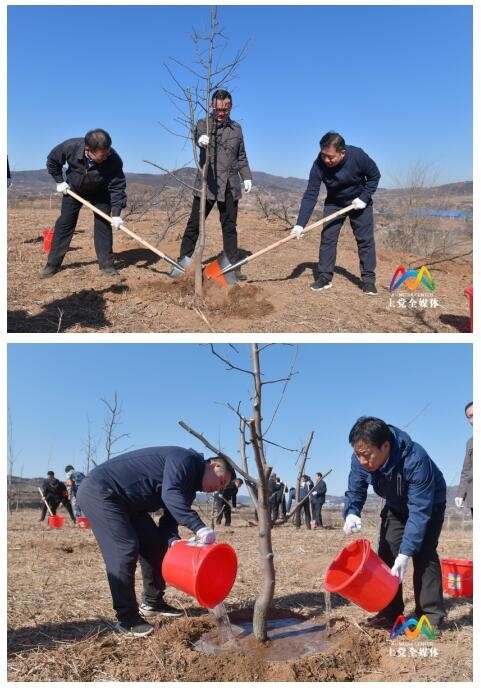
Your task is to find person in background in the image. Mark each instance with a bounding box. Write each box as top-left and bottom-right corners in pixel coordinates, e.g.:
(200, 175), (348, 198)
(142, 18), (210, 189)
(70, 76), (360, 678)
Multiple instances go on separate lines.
(455, 401), (473, 516)
(286, 486), (296, 515)
(65, 464), (86, 519)
(310, 472), (327, 527)
(290, 131), (380, 295)
(42, 128), (126, 278)
(295, 474), (313, 529)
(343, 416), (446, 629)
(77, 446), (233, 637)
(39, 470), (76, 524)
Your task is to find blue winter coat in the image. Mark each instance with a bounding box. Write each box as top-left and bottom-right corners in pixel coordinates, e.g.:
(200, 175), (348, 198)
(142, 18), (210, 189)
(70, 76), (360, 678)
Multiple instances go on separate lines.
(344, 427), (446, 556)
(87, 446), (207, 533)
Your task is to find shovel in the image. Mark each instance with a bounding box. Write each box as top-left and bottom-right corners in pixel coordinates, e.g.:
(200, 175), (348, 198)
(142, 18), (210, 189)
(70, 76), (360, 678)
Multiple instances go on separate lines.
(65, 189), (184, 272)
(203, 203), (356, 285)
(38, 487), (54, 516)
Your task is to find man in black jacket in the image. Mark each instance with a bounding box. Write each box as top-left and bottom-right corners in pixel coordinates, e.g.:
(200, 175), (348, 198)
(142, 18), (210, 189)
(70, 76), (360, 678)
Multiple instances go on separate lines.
(310, 472), (327, 527)
(77, 446), (233, 637)
(291, 131), (380, 295)
(41, 129), (127, 278)
(39, 471), (76, 523)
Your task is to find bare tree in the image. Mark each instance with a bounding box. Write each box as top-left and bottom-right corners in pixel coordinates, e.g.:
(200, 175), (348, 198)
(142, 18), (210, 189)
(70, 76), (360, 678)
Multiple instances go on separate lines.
(101, 392), (132, 461)
(144, 7), (249, 297)
(179, 343), (315, 642)
(83, 415), (98, 474)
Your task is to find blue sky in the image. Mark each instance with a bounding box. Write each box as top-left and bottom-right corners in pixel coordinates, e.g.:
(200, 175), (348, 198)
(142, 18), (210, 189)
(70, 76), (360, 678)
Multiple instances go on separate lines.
(7, 5), (472, 186)
(7, 343), (472, 495)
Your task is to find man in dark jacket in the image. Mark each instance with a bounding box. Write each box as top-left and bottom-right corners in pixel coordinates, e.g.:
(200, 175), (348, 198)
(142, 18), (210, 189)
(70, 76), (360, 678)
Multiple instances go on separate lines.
(214, 479), (239, 526)
(455, 401), (473, 516)
(76, 446), (233, 637)
(291, 131), (380, 295)
(295, 475), (314, 529)
(178, 89), (252, 280)
(41, 129), (127, 278)
(39, 471), (76, 523)
(310, 472), (327, 527)
(343, 417), (447, 628)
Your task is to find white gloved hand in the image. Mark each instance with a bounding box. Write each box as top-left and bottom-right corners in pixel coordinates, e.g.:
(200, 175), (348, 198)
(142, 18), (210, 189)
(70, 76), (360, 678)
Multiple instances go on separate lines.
(111, 216), (123, 229)
(454, 497), (464, 508)
(198, 134), (210, 148)
(244, 179), (252, 193)
(196, 526), (216, 545)
(391, 554), (410, 582)
(343, 514), (362, 535)
(352, 197), (367, 210)
(56, 182), (70, 194)
(290, 225), (305, 240)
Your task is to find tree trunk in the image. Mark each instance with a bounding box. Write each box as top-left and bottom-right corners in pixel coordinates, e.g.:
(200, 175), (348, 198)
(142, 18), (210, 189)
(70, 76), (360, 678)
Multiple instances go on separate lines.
(194, 163), (208, 297)
(252, 474), (275, 642)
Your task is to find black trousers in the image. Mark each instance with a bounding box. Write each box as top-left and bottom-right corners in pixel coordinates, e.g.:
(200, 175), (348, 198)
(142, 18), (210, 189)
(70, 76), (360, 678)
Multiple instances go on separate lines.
(311, 501), (324, 526)
(40, 497), (76, 522)
(48, 192), (114, 268)
(295, 501), (312, 529)
(179, 185), (239, 263)
(77, 477), (178, 622)
(215, 497), (232, 526)
(377, 505), (446, 626)
(318, 202), (376, 282)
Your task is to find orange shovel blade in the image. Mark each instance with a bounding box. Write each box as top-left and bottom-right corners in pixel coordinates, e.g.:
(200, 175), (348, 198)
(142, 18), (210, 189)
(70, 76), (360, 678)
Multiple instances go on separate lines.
(203, 259), (232, 286)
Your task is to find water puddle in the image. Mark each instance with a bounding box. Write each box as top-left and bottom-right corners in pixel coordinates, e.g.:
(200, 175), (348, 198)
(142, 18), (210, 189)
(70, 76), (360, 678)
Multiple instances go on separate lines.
(209, 602), (235, 645)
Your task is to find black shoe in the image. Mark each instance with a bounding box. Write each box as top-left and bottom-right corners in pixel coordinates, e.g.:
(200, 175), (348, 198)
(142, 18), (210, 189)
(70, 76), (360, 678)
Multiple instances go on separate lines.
(139, 602), (183, 618)
(114, 614), (154, 637)
(40, 263), (60, 279)
(100, 265), (119, 277)
(364, 614), (396, 630)
(362, 281), (377, 295)
(310, 276), (332, 291)
(234, 268), (247, 281)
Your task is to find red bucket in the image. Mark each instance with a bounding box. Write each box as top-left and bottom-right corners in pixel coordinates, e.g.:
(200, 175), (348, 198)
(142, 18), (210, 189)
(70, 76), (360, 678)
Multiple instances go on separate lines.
(324, 538), (399, 612)
(77, 516), (91, 529)
(464, 287), (473, 332)
(48, 515), (64, 528)
(42, 228), (54, 253)
(162, 540), (237, 609)
(441, 558), (473, 598)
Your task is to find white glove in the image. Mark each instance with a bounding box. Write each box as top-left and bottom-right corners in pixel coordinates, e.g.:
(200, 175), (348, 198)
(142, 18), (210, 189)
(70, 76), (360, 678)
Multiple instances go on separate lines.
(198, 134), (210, 148)
(391, 554), (410, 582)
(343, 514), (362, 535)
(290, 225), (305, 240)
(56, 182), (70, 194)
(111, 216), (123, 229)
(455, 497), (464, 508)
(196, 527), (216, 545)
(244, 179), (252, 193)
(352, 197), (367, 210)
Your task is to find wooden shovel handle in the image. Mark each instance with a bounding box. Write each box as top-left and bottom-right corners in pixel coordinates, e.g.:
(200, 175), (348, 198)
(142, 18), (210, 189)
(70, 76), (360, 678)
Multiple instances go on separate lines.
(65, 189), (182, 269)
(38, 487), (54, 516)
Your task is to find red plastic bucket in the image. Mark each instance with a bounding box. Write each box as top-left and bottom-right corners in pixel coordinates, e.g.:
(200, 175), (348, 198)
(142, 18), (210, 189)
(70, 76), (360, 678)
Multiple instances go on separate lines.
(441, 558), (473, 598)
(324, 538), (399, 612)
(162, 540), (237, 608)
(42, 228), (54, 253)
(48, 515), (64, 528)
(77, 516), (91, 529)
(464, 287), (473, 332)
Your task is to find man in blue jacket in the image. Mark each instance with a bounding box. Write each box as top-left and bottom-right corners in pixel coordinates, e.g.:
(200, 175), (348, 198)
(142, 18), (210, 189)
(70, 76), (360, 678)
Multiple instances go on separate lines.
(41, 128), (126, 278)
(77, 446), (234, 637)
(343, 417), (446, 628)
(290, 132), (380, 295)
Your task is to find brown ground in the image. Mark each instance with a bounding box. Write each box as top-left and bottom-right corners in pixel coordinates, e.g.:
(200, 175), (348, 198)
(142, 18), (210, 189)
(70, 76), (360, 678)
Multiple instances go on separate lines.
(7, 208), (472, 333)
(7, 507), (472, 681)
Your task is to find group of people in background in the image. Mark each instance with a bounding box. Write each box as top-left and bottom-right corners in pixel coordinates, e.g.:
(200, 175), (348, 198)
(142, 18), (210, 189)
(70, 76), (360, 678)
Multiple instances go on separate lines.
(39, 465), (85, 524)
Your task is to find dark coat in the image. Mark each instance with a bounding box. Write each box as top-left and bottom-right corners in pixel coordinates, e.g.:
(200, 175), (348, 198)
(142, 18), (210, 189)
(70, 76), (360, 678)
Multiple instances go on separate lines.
(42, 478), (69, 502)
(83, 446), (207, 533)
(194, 117), (251, 202)
(46, 138), (127, 215)
(458, 437), (473, 509)
(296, 145), (380, 227)
(344, 426), (446, 556)
(311, 479), (327, 504)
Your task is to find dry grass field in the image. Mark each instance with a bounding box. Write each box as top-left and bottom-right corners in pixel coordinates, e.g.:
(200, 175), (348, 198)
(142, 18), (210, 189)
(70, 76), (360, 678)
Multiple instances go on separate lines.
(7, 207), (472, 333)
(7, 507), (472, 682)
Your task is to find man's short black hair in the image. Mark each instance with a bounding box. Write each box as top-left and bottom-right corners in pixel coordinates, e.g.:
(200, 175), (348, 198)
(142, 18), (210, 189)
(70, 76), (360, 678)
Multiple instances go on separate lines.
(65, 464), (74, 473)
(85, 129), (112, 151)
(211, 89), (232, 104)
(47, 470), (55, 477)
(348, 416), (394, 448)
(465, 401), (473, 414)
(319, 131), (346, 151)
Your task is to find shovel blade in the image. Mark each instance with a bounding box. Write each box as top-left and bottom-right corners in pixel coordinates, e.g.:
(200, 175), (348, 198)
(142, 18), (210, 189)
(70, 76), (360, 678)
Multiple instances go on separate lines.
(169, 254), (193, 278)
(203, 253), (237, 286)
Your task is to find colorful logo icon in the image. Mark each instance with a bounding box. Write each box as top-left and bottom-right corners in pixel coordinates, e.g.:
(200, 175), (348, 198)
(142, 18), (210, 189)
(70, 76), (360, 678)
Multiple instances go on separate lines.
(390, 614), (436, 640)
(389, 266), (435, 293)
